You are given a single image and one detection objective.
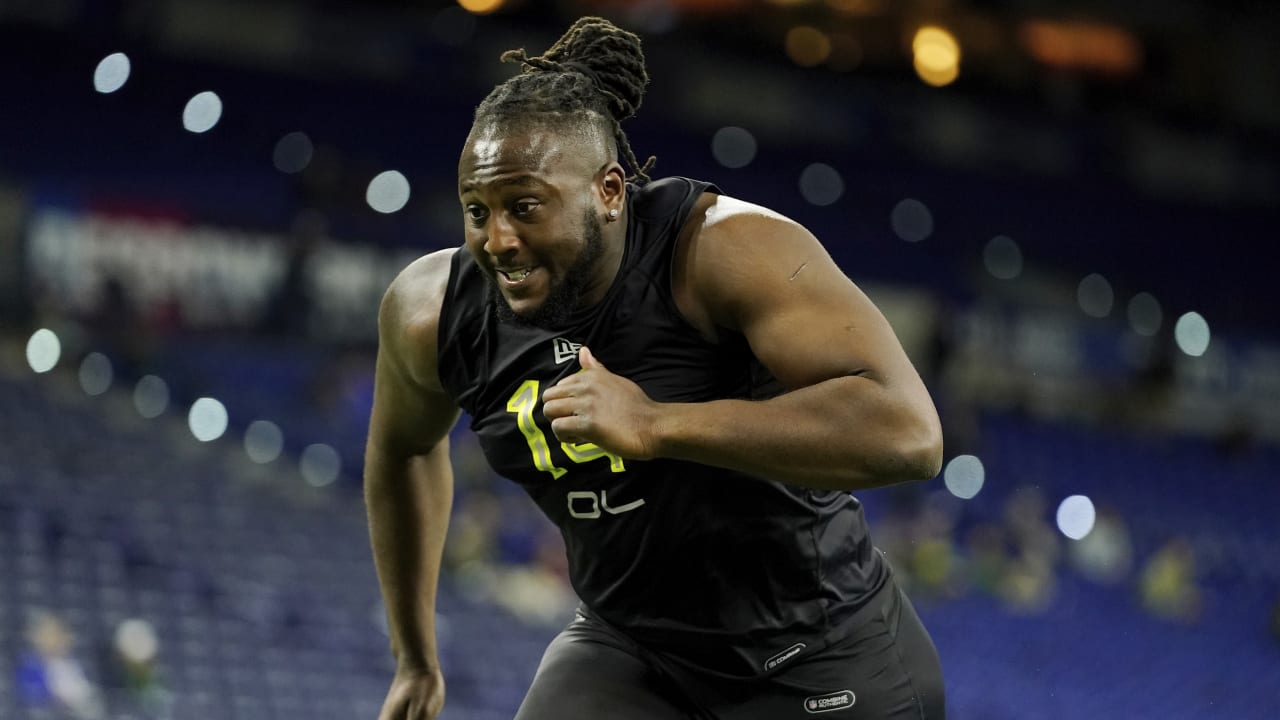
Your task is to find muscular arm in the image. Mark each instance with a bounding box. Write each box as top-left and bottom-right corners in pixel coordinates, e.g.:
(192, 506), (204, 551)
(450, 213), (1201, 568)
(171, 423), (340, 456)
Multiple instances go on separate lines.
(656, 197), (942, 490)
(546, 196), (941, 492)
(364, 250), (460, 682)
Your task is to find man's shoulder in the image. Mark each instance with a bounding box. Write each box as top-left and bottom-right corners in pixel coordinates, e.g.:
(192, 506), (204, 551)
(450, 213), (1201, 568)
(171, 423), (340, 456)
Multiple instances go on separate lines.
(378, 248), (462, 386)
(630, 176), (719, 221)
(383, 247), (459, 329)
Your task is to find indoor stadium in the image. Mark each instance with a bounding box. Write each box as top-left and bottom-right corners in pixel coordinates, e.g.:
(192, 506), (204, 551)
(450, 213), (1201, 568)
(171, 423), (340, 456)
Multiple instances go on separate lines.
(1, 1), (1277, 719)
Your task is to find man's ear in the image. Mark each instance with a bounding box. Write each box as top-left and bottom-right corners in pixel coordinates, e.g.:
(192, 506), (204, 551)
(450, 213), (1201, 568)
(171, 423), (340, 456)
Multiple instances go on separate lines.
(598, 161), (627, 216)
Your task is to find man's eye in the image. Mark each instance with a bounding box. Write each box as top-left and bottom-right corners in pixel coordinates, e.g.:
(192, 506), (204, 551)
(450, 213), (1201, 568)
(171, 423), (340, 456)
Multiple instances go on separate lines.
(513, 200), (539, 215)
(466, 206), (488, 222)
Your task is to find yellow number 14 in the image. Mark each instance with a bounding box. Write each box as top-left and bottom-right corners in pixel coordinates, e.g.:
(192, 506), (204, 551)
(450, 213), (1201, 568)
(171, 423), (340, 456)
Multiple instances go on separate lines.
(505, 379), (626, 480)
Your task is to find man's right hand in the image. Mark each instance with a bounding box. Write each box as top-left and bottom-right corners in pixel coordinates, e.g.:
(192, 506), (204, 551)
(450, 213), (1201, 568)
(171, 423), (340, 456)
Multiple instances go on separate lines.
(376, 666), (446, 720)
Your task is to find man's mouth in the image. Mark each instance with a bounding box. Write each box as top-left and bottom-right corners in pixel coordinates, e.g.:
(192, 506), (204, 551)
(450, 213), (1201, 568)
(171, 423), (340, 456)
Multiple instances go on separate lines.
(497, 266), (538, 284)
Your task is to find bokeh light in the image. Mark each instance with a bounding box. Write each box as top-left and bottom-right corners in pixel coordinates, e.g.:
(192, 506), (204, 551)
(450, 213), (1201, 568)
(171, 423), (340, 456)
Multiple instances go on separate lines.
(182, 91), (223, 133)
(244, 420), (285, 464)
(273, 131), (314, 174)
(711, 127), (757, 169)
(1174, 311), (1211, 356)
(367, 170), (411, 214)
(1056, 494), (1097, 540)
(913, 26), (961, 87)
(785, 26), (832, 67)
(78, 352), (113, 396)
(943, 454), (985, 499)
(25, 328), (61, 374)
(1019, 19), (1142, 75)
(983, 235), (1023, 279)
(1077, 273), (1114, 318)
(891, 198), (933, 242)
(798, 163), (844, 206)
(456, 0), (503, 15)
(133, 375), (170, 419)
(93, 53), (131, 94)
(188, 397), (229, 442)
(1127, 292), (1163, 336)
(300, 443), (342, 487)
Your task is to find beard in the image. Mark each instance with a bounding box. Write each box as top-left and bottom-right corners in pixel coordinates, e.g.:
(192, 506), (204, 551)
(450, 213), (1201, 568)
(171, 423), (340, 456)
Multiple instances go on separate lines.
(490, 208), (606, 330)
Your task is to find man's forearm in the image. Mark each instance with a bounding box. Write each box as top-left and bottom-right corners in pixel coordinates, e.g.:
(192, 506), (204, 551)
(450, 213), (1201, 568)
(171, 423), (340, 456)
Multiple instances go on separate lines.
(653, 375), (942, 491)
(365, 441), (454, 671)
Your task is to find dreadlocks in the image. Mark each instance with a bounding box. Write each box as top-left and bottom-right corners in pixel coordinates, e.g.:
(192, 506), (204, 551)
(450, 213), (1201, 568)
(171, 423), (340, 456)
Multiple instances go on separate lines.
(474, 16), (657, 185)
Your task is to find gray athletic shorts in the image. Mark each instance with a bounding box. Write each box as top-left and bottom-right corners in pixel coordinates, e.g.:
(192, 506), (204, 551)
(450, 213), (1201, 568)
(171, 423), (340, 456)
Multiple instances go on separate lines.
(514, 577), (945, 719)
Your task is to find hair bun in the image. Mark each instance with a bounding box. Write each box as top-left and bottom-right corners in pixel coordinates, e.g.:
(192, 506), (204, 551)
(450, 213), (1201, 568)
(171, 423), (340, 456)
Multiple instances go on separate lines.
(488, 17), (657, 184)
(510, 16), (648, 124)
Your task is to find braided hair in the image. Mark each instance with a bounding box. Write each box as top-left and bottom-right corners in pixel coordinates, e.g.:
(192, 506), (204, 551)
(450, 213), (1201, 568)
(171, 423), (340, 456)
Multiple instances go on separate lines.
(474, 16), (657, 184)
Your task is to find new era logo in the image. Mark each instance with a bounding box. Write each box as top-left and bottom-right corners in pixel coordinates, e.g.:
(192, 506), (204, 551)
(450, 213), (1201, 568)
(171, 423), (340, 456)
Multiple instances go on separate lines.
(804, 690), (856, 714)
(552, 337), (582, 364)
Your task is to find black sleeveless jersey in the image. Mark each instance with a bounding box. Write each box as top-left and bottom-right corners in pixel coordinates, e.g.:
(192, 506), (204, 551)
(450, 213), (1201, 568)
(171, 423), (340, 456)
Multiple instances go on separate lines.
(436, 176), (888, 679)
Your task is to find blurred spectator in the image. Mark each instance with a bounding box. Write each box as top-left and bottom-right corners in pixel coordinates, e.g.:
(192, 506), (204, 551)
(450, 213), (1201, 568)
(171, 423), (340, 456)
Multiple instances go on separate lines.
(1068, 504), (1134, 585)
(94, 277), (143, 373)
(871, 485), (928, 591)
(998, 558), (1056, 615)
(1139, 537), (1202, 624)
(1003, 486), (1061, 568)
(258, 208), (323, 338)
(101, 618), (172, 719)
(489, 526), (578, 627)
(907, 492), (964, 599)
(445, 491), (501, 579)
(1112, 326), (1177, 432)
(443, 438), (577, 626)
(962, 522), (1010, 596)
(444, 489), (577, 626)
(997, 486), (1059, 614)
(14, 611), (106, 719)
(926, 301), (981, 459)
(1213, 410), (1257, 459)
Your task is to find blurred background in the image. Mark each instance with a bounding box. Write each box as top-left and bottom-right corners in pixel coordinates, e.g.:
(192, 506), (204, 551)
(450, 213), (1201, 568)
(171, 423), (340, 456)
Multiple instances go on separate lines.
(1, 0), (1278, 718)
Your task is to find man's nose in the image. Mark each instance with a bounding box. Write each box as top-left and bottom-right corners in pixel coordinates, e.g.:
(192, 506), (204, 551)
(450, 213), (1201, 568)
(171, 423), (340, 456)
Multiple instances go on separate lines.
(483, 214), (520, 256)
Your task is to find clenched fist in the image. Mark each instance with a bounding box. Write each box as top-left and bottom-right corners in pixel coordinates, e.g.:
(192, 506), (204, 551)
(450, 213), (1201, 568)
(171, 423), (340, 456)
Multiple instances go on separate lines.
(542, 346), (662, 460)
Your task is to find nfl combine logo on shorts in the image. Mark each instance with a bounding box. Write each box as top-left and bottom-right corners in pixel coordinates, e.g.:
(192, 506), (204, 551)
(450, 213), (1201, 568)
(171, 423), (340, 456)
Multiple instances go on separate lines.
(804, 690), (856, 714)
(764, 642), (805, 671)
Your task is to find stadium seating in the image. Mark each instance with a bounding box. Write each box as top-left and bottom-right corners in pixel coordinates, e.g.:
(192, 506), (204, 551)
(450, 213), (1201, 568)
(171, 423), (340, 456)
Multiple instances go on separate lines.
(2, 342), (1277, 720)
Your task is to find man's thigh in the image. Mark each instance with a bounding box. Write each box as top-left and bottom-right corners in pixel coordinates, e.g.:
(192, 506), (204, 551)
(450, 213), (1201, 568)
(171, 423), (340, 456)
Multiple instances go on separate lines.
(515, 613), (696, 720)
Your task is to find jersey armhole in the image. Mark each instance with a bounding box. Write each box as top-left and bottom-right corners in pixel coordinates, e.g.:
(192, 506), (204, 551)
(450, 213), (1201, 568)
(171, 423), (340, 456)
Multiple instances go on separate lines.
(666, 185), (726, 345)
(434, 246), (468, 403)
